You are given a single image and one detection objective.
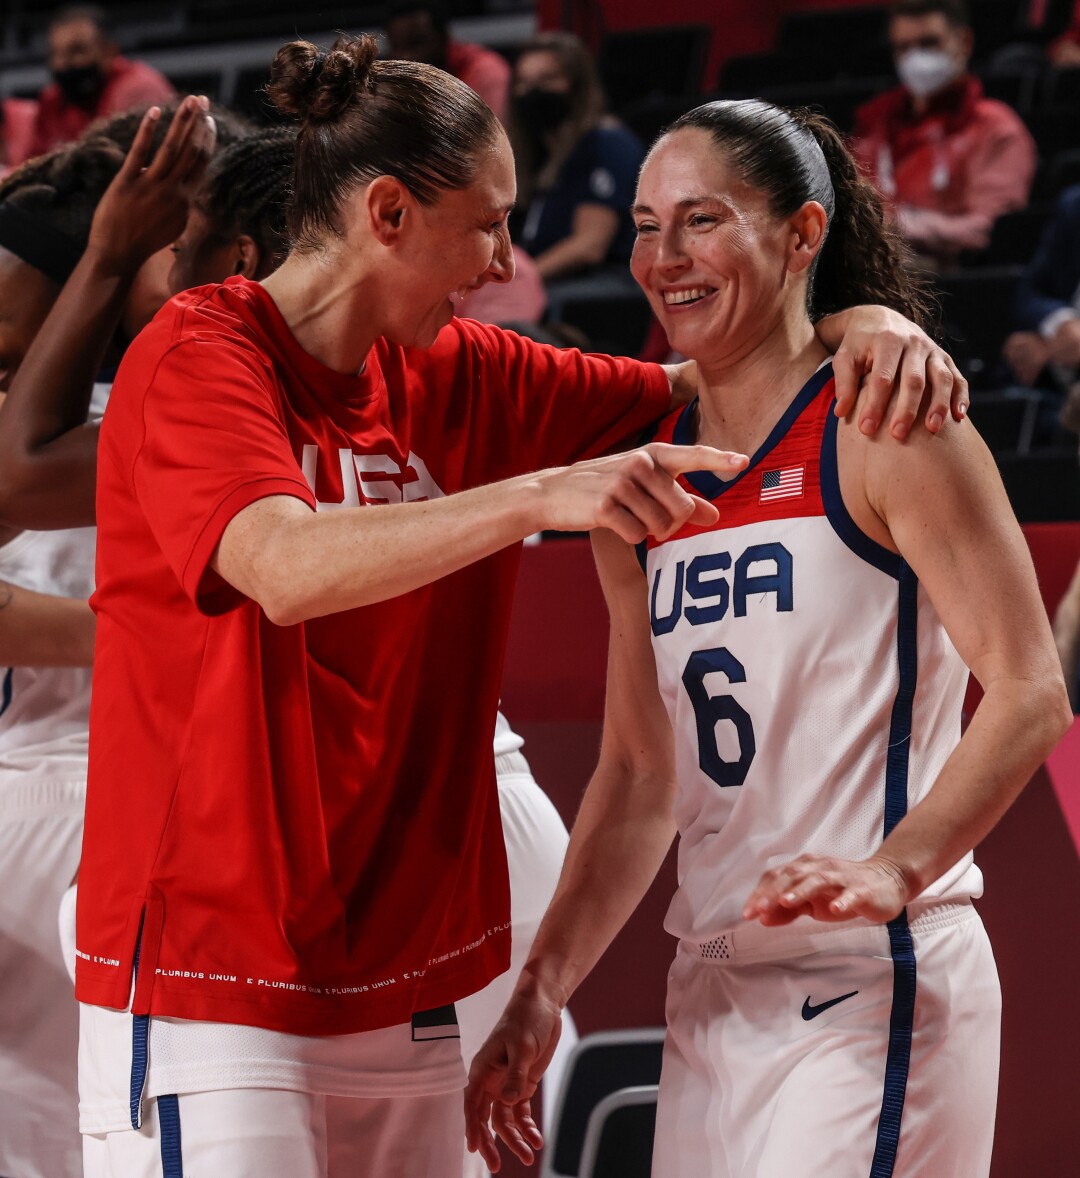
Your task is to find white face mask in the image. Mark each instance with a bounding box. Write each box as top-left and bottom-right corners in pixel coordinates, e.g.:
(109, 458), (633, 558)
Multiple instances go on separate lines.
(895, 48), (963, 99)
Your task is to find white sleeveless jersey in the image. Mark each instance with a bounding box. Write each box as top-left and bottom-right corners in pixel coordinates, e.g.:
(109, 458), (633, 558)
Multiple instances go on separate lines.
(0, 382), (109, 801)
(642, 364), (981, 946)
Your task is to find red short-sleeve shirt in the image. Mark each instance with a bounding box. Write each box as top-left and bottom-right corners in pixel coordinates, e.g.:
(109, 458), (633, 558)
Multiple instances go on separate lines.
(78, 277), (669, 1035)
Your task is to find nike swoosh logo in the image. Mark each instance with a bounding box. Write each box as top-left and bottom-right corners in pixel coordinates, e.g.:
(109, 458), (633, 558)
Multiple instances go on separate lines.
(801, 990), (859, 1021)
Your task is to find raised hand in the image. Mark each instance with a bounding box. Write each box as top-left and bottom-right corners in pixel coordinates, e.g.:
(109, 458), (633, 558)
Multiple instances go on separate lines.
(535, 442), (748, 544)
(464, 988), (564, 1172)
(87, 94), (217, 276)
(742, 853), (910, 926)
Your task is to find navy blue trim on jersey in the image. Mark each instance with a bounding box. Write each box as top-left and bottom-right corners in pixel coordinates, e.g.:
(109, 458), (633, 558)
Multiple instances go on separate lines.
(129, 922), (148, 1130)
(0, 667), (12, 718)
(157, 1095), (183, 1178)
(869, 566), (919, 1177)
(820, 408), (903, 580)
(672, 362), (835, 501)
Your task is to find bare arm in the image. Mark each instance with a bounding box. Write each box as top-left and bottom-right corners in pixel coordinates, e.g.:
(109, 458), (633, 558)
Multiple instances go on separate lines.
(211, 444), (748, 626)
(0, 97), (214, 530)
(0, 583), (94, 667)
(464, 527), (677, 1170)
(745, 417), (1072, 925)
(532, 203), (620, 280)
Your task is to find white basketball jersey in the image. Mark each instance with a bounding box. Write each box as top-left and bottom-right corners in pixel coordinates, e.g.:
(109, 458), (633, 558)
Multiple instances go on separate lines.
(643, 365), (981, 947)
(0, 382), (109, 796)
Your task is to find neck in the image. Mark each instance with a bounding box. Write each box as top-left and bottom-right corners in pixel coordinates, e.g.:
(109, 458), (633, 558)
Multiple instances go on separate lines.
(261, 247), (382, 374)
(692, 305), (826, 456)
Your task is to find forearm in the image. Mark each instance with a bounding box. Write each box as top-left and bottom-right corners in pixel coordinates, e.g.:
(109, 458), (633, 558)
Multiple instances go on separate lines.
(533, 232), (610, 280)
(0, 244), (130, 528)
(896, 205), (994, 254)
(0, 583), (95, 666)
(513, 765), (676, 1009)
(874, 674), (1071, 897)
(220, 475), (545, 625)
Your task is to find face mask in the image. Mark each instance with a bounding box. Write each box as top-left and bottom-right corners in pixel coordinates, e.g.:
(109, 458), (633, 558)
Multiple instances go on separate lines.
(895, 48), (963, 100)
(52, 63), (106, 105)
(514, 88), (572, 136)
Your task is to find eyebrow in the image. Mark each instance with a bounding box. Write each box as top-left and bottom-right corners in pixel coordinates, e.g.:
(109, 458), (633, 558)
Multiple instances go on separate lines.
(632, 194), (731, 216)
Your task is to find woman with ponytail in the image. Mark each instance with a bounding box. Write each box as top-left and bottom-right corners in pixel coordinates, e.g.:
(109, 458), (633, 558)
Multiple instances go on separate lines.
(70, 30), (973, 1170)
(467, 99), (1070, 1178)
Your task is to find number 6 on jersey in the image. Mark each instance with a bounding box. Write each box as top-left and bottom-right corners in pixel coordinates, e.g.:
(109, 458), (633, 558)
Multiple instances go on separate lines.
(682, 647), (756, 787)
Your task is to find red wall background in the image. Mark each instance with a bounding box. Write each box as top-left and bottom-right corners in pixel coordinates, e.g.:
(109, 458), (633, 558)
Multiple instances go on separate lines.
(501, 524), (1080, 1178)
(536, 0), (894, 90)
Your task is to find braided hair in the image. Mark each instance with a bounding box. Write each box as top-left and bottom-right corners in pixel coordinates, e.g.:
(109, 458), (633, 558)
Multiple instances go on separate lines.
(199, 127), (296, 270)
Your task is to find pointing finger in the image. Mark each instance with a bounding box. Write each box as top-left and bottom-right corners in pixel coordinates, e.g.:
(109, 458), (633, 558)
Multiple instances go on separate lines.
(648, 442), (749, 478)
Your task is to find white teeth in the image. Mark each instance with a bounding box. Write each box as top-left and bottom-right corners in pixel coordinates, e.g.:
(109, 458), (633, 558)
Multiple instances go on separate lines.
(664, 287), (710, 305)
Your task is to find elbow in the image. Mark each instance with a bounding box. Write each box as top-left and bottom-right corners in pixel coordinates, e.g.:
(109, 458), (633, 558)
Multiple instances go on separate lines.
(1033, 674), (1074, 755)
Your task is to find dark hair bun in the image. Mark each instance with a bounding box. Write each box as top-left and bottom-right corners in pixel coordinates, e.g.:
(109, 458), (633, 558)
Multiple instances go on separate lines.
(267, 33), (378, 122)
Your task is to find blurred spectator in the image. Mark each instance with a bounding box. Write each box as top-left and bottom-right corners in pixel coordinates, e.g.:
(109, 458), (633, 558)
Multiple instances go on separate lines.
(509, 32), (643, 282)
(28, 5), (175, 159)
(1003, 185), (1080, 392)
(1049, 0), (1080, 66)
(383, 1), (511, 121)
(1, 98), (37, 174)
(852, 0), (1036, 267)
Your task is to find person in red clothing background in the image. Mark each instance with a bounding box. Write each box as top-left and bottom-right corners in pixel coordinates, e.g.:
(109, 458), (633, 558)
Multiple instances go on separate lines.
(28, 4), (175, 159)
(1049, 0), (1080, 66)
(383, 0), (511, 122)
(852, 0), (1036, 267)
(1, 97), (38, 175)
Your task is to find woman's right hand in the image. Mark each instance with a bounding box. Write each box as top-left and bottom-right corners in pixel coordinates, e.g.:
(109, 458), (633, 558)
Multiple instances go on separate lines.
(465, 985), (564, 1172)
(87, 94), (217, 277)
(533, 442), (747, 543)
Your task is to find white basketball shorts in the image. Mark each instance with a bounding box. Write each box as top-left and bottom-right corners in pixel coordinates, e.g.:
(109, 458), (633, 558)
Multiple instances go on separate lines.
(653, 902), (1000, 1178)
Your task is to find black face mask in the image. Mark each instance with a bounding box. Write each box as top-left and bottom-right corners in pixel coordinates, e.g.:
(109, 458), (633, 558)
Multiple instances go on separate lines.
(52, 63), (106, 105)
(513, 88), (572, 136)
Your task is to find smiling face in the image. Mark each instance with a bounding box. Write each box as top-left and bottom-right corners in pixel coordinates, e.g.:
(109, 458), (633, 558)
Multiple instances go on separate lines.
(0, 247), (59, 392)
(630, 128), (818, 368)
(382, 132), (518, 349)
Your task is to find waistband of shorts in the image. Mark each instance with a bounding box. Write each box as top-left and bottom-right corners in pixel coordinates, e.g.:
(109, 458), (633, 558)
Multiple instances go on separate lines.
(0, 774), (86, 818)
(683, 899), (977, 966)
(494, 749), (531, 779)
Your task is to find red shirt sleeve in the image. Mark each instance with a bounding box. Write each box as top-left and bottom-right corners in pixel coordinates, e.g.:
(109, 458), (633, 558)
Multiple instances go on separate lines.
(129, 337), (315, 612)
(460, 320), (672, 469)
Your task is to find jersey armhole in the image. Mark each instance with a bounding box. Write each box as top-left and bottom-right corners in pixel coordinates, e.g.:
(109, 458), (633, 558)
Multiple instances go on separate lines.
(820, 408), (903, 581)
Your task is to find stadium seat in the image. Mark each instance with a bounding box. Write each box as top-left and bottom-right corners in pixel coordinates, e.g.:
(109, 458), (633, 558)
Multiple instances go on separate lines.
(967, 390), (1041, 454)
(936, 265), (1024, 387)
(554, 289), (655, 359)
(963, 205), (1053, 267)
(996, 448), (1080, 522)
(541, 1029), (666, 1178)
(599, 25), (709, 111)
(579, 1085), (660, 1178)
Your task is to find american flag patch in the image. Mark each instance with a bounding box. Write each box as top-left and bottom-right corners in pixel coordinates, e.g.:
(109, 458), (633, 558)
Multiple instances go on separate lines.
(760, 465), (805, 503)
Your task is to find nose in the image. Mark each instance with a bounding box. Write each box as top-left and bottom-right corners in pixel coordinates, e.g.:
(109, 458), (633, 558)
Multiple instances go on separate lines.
(655, 225), (691, 278)
(485, 228), (515, 286)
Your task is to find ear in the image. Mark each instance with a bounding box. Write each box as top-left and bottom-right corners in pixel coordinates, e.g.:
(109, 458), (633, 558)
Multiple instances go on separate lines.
(364, 175), (413, 247)
(232, 234), (261, 280)
(787, 201), (828, 275)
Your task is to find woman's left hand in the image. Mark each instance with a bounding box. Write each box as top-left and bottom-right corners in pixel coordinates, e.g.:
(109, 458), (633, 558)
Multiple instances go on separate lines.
(742, 853), (911, 926)
(817, 305), (969, 440)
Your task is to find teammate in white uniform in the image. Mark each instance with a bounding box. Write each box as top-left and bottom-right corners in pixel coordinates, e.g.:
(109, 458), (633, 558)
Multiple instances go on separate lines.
(465, 100), (1071, 1178)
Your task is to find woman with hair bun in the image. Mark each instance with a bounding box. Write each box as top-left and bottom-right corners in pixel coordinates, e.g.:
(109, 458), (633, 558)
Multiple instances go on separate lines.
(466, 100), (1070, 1178)
(71, 33), (968, 1175)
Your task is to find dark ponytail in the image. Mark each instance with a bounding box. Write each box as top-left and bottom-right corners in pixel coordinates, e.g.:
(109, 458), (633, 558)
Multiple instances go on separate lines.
(664, 100), (936, 331)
